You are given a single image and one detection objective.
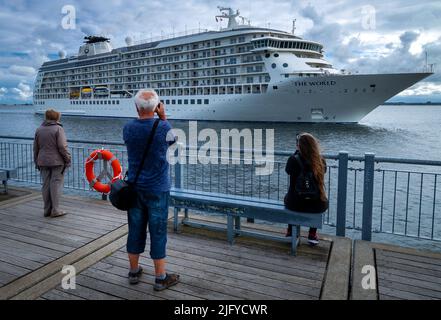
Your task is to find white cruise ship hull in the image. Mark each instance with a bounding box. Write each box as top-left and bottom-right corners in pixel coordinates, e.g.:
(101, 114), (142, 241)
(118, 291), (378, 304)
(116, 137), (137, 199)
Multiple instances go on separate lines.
(35, 72), (431, 123)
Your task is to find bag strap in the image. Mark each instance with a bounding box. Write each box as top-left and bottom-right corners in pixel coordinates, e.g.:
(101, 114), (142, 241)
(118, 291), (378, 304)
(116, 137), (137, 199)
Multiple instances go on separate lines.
(294, 154), (305, 172)
(133, 118), (160, 184)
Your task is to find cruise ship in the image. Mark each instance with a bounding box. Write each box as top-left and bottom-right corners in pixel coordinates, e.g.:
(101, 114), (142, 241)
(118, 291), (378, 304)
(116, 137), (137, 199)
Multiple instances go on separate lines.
(33, 7), (432, 123)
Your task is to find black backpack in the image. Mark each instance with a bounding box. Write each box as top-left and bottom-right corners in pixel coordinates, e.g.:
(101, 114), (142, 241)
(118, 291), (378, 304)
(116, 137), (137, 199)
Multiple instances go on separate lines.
(294, 154), (320, 201)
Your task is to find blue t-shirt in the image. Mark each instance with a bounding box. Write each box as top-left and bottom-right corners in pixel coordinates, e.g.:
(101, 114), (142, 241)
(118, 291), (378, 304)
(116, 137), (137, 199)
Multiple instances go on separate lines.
(123, 118), (174, 193)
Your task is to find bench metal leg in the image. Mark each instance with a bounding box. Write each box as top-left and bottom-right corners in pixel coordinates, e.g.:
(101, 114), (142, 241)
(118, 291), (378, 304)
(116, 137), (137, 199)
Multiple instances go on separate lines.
(184, 208), (189, 219)
(173, 207), (179, 232)
(227, 215), (234, 245)
(234, 216), (241, 236)
(291, 225), (300, 256)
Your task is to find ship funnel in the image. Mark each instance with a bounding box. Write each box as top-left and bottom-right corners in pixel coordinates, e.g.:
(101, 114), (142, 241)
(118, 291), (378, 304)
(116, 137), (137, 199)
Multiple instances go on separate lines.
(125, 36), (133, 46)
(58, 50), (66, 59)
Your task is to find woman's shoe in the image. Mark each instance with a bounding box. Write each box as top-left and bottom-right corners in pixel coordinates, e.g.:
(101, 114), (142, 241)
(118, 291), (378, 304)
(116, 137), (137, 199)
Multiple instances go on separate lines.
(307, 232), (319, 246)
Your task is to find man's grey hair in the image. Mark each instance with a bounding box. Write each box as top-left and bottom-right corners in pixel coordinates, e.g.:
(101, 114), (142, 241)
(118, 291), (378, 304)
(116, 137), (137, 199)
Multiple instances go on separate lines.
(134, 88), (159, 112)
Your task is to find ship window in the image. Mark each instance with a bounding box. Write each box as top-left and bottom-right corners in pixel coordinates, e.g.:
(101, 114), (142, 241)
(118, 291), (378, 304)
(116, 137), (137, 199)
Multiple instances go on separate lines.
(184, 99), (188, 104)
(265, 53), (270, 58)
(283, 63), (288, 68)
(178, 100), (182, 105)
(204, 99), (209, 104)
(190, 99), (195, 104)
(166, 100), (170, 104)
(285, 74), (289, 78)
(112, 100), (115, 104)
(117, 100), (120, 104)
(197, 99), (202, 104)
(273, 86), (278, 90)
(344, 89), (348, 93)
(274, 53), (279, 58)
(354, 88), (358, 93)
(172, 100), (176, 104)
(271, 63), (276, 69)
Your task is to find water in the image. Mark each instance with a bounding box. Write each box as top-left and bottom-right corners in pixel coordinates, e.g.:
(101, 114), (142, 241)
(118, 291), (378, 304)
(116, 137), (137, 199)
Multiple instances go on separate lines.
(1, 104), (440, 160)
(1, 104), (441, 251)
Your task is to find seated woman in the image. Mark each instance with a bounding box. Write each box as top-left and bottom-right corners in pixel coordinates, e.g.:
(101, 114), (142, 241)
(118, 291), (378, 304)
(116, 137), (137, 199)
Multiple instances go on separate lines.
(284, 133), (328, 245)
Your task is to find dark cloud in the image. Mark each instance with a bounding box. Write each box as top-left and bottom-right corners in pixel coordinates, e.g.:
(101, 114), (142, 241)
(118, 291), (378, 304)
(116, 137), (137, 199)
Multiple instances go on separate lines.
(0, 0), (440, 103)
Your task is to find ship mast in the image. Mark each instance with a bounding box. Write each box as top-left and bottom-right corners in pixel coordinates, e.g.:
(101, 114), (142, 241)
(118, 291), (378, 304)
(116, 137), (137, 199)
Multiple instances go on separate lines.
(215, 6), (240, 29)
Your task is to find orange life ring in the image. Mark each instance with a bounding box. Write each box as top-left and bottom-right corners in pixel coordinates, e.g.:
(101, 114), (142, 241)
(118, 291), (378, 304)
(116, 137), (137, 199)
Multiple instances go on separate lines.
(85, 149), (122, 194)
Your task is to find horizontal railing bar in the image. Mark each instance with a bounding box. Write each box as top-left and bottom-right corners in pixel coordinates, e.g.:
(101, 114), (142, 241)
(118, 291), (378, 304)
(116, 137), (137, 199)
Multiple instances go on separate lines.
(2, 135), (441, 166)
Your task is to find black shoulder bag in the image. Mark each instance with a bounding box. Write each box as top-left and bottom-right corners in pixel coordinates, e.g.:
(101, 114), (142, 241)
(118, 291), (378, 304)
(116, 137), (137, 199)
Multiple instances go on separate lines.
(109, 119), (160, 211)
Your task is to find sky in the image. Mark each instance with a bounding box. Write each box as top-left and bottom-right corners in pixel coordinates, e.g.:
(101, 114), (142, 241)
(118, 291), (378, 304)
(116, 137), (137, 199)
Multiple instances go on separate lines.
(0, 0), (440, 104)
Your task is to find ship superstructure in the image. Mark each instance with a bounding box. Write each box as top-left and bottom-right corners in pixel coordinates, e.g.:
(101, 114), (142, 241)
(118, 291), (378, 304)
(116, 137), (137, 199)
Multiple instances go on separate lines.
(33, 7), (432, 122)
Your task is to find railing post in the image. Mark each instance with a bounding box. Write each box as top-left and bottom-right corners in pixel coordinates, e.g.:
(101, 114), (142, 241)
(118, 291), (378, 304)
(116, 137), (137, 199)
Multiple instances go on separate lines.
(336, 151), (348, 237)
(174, 144), (183, 189)
(362, 153), (375, 241)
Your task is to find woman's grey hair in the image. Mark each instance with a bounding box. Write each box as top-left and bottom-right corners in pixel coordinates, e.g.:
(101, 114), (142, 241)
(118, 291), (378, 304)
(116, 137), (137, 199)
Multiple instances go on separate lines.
(134, 88), (159, 112)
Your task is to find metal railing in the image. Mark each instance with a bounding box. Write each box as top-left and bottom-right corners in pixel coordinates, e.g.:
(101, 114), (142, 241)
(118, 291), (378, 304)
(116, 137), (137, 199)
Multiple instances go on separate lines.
(1, 135), (440, 242)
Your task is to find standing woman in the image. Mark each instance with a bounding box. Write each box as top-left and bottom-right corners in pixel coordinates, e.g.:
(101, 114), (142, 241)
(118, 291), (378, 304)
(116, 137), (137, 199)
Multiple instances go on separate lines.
(33, 109), (71, 217)
(284, 133), (328, 245)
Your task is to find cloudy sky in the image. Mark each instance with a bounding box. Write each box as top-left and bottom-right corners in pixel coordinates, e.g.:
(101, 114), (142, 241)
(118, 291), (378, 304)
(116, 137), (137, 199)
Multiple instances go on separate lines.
(0, 0), (440, 104)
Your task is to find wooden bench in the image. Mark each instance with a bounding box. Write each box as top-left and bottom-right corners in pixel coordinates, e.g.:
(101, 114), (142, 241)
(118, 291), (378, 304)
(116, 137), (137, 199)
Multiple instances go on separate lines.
(0, 167), (17, 194)
(170, 188), (323, 255)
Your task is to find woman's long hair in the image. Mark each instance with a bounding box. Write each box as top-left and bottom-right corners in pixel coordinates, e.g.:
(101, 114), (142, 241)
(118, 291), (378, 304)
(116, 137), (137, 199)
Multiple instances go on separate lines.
(297, 133), (327, 202)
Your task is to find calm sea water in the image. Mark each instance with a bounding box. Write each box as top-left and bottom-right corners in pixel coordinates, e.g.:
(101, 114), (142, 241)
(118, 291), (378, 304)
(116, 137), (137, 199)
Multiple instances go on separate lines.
(1, 104), (441, 251)
(0, 104), (440, 160)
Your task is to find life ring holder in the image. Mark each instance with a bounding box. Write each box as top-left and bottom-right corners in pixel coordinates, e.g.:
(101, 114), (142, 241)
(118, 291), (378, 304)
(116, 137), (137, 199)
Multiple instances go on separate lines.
(85, 149), (122, 194)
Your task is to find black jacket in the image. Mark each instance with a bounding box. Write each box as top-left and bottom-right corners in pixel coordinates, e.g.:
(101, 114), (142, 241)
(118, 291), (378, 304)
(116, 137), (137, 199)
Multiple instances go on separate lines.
(284, 150), (328, 213)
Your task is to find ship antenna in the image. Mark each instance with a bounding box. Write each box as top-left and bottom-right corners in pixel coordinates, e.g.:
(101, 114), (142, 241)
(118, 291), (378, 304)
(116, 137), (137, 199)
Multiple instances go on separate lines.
(292, 19), (296, 35)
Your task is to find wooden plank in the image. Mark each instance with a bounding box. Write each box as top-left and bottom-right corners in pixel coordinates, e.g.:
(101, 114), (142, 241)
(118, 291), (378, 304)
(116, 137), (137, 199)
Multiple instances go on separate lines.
(0, 260), (31, 277)
(0, 271), (17, 286)
(114, 247), (323, 292)
(376, 264), (441, 285)
(0, 229), (76, 253)
(0, 242), (55, 264)
(0, 218), (92, 242)
(165, 247), (323, 281)
(89, 261), (203, 300)
(55, 283), (121, 300)
(0, 193), (41, 209)
(165, 239), (326, 276)
(42, 288), (86, 300)
(378, 249), (441, 267)
(0, 223), (83, 249)
(176, 222), (330, 259)
(0, 251), (43, 270)
(376, 259), (441, 278)
(112, 250), (322, 294)
(105, 254), (318, 299)
(378, 286), (435, 300)
(0, 237), (64, 259)
(0, 208), (115, 235)
(377, 269), (441, 294)
(0, 215), (101, 240)
(21, 201), (125, 228)
(376, 251), (441, 272)
(0, 225), (127, 300)
(168, 231), (327, 267)
(351, 240), (378, 300)
(378, 278), (441, 299)
(76, 273), (160, 300)
(321, 237), (352, 300)
(171, 226), (328, 263)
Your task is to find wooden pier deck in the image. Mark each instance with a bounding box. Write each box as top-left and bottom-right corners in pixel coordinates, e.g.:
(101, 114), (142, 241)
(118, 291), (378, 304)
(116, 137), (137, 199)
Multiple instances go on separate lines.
(0, 187), (440, 300)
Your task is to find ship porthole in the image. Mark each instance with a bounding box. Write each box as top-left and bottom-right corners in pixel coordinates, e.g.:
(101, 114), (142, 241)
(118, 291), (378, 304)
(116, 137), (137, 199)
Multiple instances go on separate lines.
(283, 63), (288, 68)
(274, 53), (279, 57)
(265, 53), (270, 58)
(271, 63), (276, 69)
